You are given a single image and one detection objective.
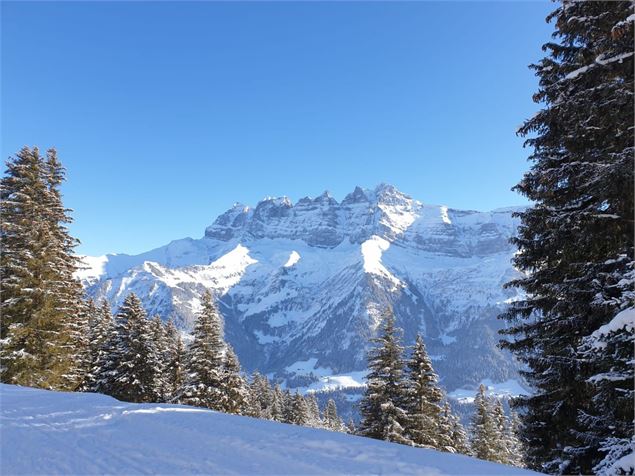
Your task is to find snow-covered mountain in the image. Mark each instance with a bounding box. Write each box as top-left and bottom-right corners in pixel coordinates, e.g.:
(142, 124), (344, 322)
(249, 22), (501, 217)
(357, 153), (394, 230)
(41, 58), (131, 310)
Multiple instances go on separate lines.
(80, 184), (525, 392)
(1, 384), (539, 475)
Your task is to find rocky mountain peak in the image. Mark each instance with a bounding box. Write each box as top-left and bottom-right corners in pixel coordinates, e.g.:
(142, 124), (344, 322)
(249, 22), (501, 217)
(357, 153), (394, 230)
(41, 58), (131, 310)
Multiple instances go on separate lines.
(82, 185), (526, 395)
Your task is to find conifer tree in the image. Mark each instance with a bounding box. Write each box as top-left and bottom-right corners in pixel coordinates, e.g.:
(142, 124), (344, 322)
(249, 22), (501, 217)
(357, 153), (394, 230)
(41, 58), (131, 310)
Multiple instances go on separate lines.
(491, 399), (511, 465)
(469, 385), (497, 462)
(177, 291), (226, 410)
(500, 2), (634, 473)
(222, 345), (247, 414)
(403, 334), (445, 449)
(94, 293), (162, 403)
(305, 394), (322, 428)
(441, 401), (470, 455)
(281, 389), (294, 424)
(43, 150), (89, 391)
(150, 315), (169, 400)
(83, 300), (113, 391)
(289, 392), (309, 426)
(506, 411), (526, 468)
(249, 372), (273, 419)
(1, 147), (87, 390)
(243, 378), (262, 418)
(270, 384), (285, 422)
(64, 298), (92, 391)
(359, 308), (411, 445)
(324, 398), (343, 431)
(164, 318), (185, 401)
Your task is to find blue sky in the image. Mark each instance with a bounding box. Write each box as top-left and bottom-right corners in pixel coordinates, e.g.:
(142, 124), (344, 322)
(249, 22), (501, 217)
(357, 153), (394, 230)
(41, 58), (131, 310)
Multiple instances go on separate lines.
(2, 1), (554, 256)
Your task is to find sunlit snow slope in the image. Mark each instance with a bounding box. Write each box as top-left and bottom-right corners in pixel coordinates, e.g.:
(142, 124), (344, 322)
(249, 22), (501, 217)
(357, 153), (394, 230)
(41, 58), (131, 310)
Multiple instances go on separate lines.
(80, 184), (526, 392)
(0, 384), (540, 475)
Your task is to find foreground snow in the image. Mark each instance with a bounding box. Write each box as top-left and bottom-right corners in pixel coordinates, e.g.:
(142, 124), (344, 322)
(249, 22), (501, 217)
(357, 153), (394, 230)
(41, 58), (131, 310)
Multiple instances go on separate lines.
(0, 384), (539, 475)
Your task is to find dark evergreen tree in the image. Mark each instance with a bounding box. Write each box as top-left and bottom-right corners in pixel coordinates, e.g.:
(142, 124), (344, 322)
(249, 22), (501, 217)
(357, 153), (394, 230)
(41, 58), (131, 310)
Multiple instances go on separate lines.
(491, 398), (511, 465)
(94, 293), (162, 403)
(222, 344), (247, 414)
(84, 300), (113, 391)
(281, 389), (294, 424)
(403, 334), (445, 449)
(469, 385), (497, 462)
(289, 392), (309, 426)
(441, 401), (470, 455)
(164, 318), (185, 401)
(1, 147), (87, 390)
(270, 384), (285, 422)
(249, 372), (273, 419)
(500, 2), (634, 473)
(579, 305), (634, 476)
(305, 393), (322, 428)
(177, 291), (226, 410)
(42, 150), (89, 391)
(359, 308), (411, 445)
(150, 315), (169, 400)
(506, 410), (526, 468)
(324, 398), (343, 431)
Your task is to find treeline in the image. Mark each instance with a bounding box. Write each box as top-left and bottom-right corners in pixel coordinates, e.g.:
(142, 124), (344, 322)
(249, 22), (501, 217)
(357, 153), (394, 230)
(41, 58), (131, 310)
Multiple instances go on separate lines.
(358, 309), (524, 467)
(85, 290), (349, 432)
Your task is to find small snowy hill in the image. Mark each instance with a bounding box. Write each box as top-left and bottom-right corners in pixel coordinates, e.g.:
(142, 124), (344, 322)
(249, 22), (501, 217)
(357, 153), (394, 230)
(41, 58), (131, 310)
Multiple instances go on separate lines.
(0, 384), (539, 475)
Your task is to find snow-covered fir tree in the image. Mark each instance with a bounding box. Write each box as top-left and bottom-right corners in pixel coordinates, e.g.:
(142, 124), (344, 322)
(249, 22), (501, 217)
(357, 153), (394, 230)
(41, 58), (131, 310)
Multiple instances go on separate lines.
(500, 2), (634, 473)
(359, 307), (412, 445)
(579, 305), (634, 476)
(305, 393), (322, 428)
(93, 293), (162, 403)
(469, 385), (498, 462)
(270, 384), (285, 422)
(491, 398), (511, 465)
(281, 389), (294, 424)
(1, 147), (87, 390)
(324, 398), (344, 432)
(164, 318), (185, 401)
(247, 372), (273, 419)
(42, 150), (90, 391)
(289, 392), (309, 426)
(222, 344), (247, 414)
(150, 315), (169, 400)
(83, 300), (113, 391)
(177, 291), (226, 410)
(441, 401), (470, 455)
(403, 334), (445, 449)
(506, 411), (526, 468)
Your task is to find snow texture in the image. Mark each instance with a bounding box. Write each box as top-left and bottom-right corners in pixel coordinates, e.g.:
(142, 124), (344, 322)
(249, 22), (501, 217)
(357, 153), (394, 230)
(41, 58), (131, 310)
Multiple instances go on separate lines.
(587, 307), (635, 350)
(0, 384), (540, 475)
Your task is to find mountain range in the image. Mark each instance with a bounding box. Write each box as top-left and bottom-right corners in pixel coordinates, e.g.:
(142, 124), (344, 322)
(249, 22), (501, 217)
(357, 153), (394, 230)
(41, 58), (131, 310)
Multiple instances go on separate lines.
(79, 184), (526, 394)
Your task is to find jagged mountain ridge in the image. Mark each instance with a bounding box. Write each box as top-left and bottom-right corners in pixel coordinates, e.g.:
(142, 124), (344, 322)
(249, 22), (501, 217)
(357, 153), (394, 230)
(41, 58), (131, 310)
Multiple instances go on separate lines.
(80, 184), (525, 391)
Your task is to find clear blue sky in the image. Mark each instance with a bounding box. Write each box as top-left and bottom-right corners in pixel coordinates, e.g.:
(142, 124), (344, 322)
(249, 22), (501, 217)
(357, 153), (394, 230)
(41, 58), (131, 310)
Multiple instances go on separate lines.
(2, 1), (554, 256)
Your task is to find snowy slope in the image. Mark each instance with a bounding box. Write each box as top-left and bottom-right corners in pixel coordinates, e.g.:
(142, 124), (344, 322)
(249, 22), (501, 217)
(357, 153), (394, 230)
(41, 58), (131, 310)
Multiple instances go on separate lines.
(80, 184), (527, 393)
(0, 384), (540, 475)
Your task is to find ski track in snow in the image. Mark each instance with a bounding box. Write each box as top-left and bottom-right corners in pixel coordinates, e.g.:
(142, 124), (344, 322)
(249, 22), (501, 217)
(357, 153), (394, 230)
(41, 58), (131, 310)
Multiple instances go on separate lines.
(0, 384), (541, 475)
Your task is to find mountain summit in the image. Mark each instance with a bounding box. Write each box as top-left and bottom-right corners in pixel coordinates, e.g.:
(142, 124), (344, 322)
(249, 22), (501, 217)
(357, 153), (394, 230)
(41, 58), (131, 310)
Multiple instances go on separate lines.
(80, 184), (525, 393)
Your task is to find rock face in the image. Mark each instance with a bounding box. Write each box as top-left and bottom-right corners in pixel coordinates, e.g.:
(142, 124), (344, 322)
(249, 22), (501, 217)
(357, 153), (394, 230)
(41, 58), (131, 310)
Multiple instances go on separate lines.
(81, 184), (525, 391)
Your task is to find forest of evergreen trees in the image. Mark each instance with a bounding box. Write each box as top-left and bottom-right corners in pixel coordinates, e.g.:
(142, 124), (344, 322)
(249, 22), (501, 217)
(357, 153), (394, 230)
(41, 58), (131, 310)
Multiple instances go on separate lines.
(0, 2), (633, 475)
(0, 147), (524, 465)
(357, 308), (524, 467)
